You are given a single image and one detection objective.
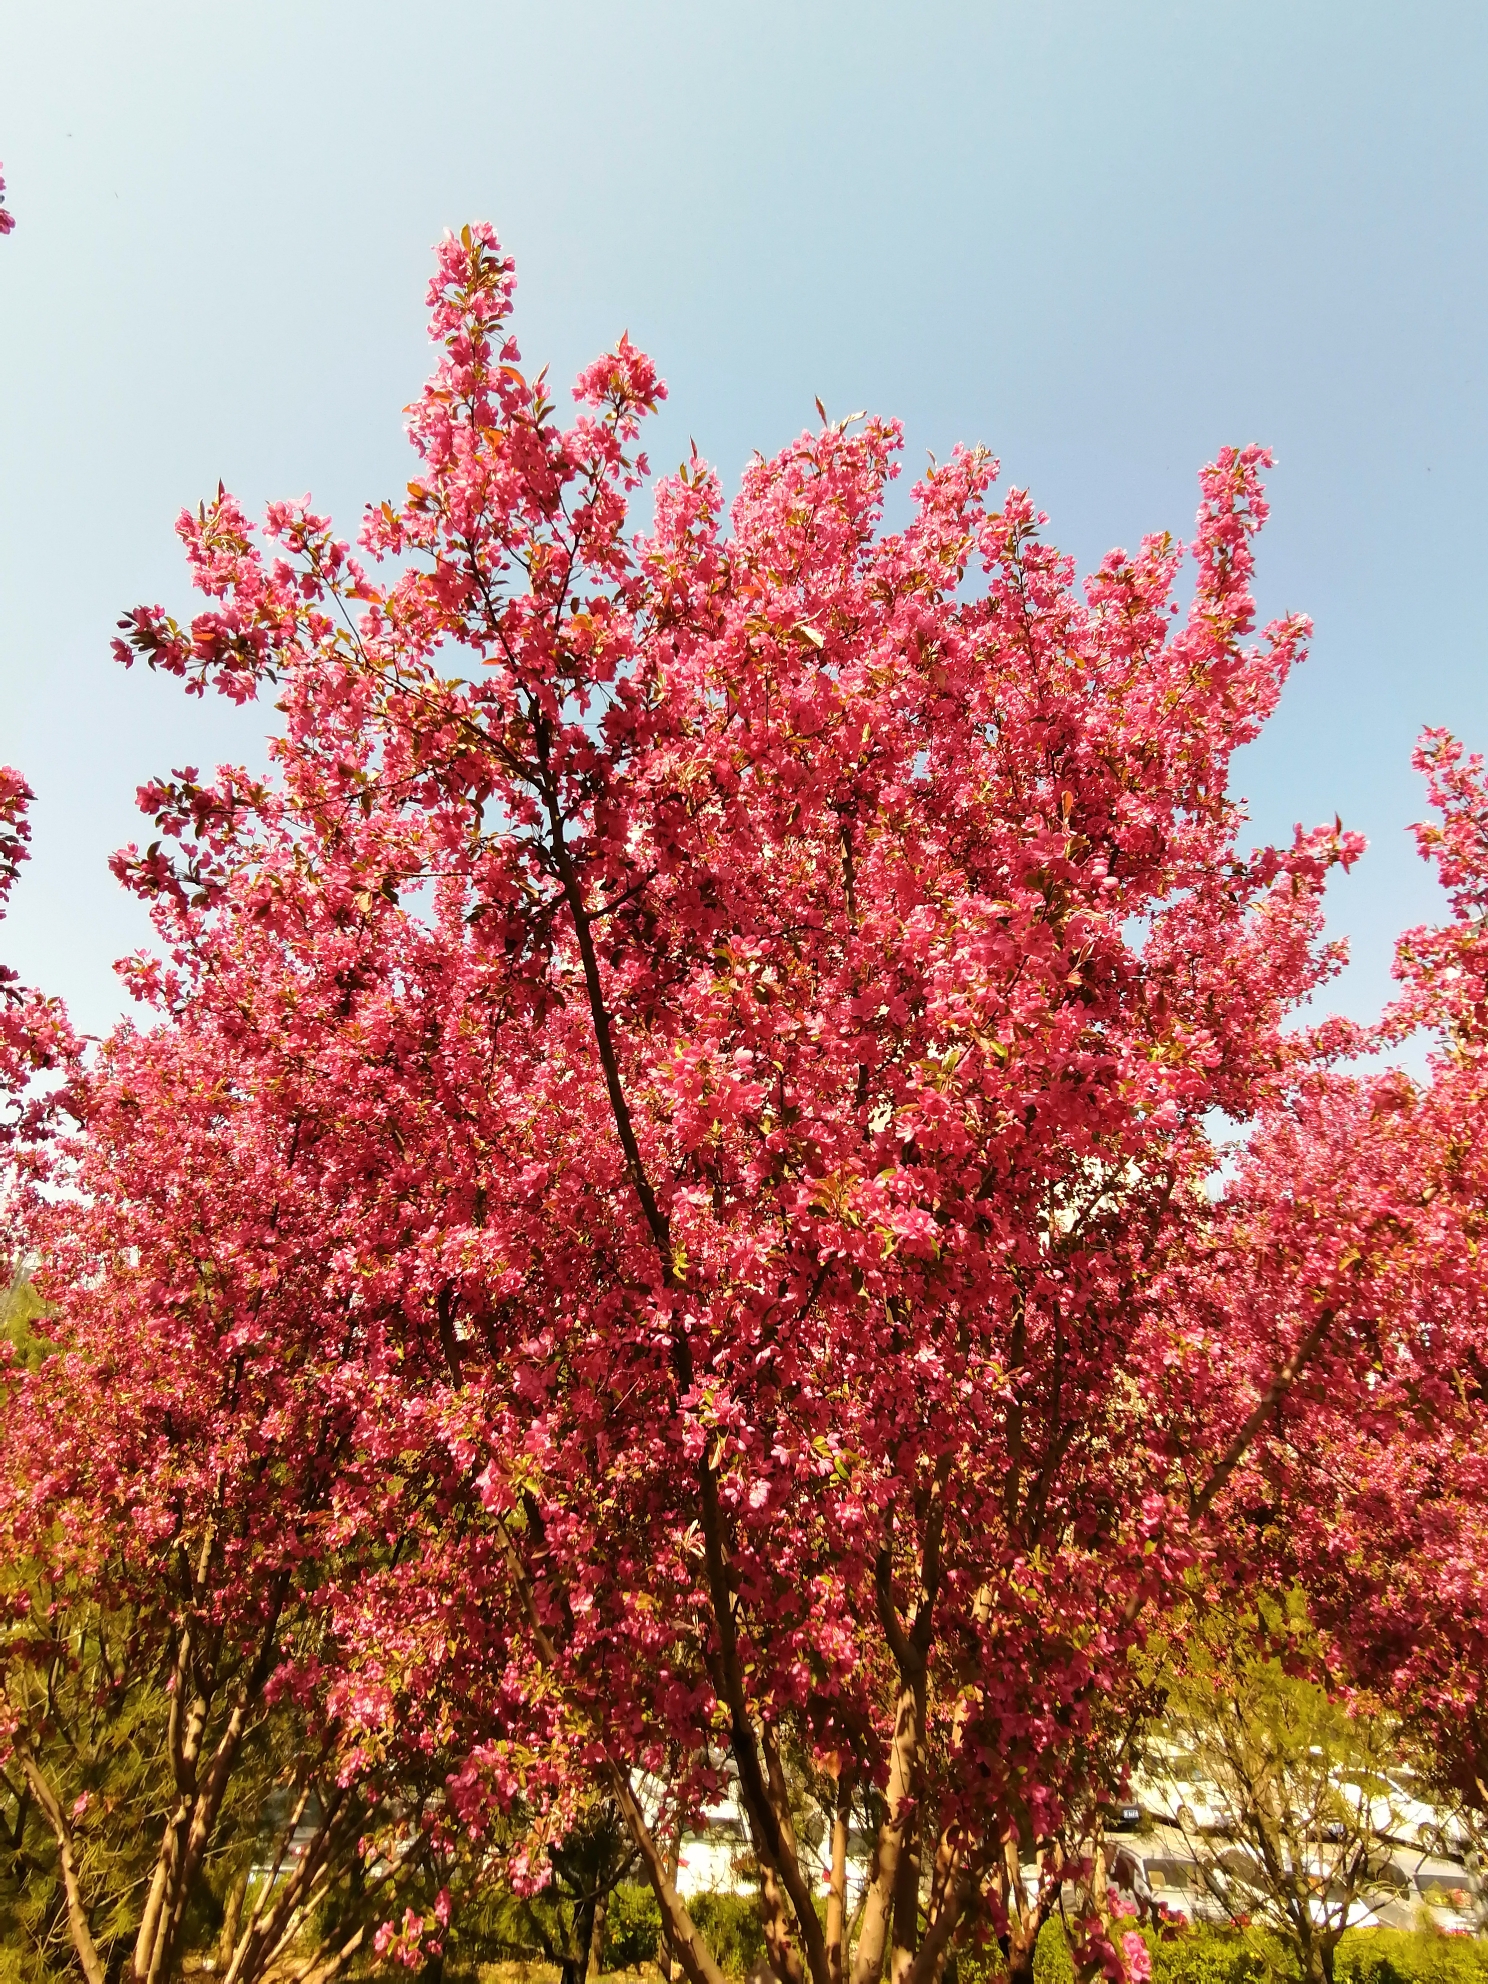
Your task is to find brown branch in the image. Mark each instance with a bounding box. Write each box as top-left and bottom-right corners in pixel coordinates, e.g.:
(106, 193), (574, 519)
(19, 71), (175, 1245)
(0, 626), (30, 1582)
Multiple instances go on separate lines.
(143, 1578), (287, 1984)
(291, 1923), (367, 1984)
(539, 754), (674, 1272)
(859, 1459), (955, 1984)
(696, 1463), (832, 1984)
(498, 1515), (728, 1984)
(874, 1543), (916, 1677)
(849, 1684), (922, 1984)
(436, 1284), (464, 1388)
(825, 1765), (854, 1984)
(606, 1765), (730, 1984)
(1189, 1308), (1335, 1524)
(1003, 1289), (1027, 1531)
(14, 1738), (107, 1984)
(911, 1459), (951, 1663)
(222, 1783), (312, 1984)
(905, 1855), (974, 1984)
(758, 1723), (809, 1984)
(537, 740), (832, 1984)
(230, 1791), (360, 1984)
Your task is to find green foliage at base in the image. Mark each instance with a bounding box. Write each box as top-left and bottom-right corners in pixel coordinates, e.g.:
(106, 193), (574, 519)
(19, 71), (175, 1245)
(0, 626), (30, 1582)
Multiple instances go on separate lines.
(1146, 1925), (1273, 1984)
(960, 1919), (1487, 1984)
(1032, 1917), (1077, 1984)
(924, 1915), (1081, 1984)
(1134, 1923), (1488, 1984)
(687, 1894), (769, 1977)
(600, 1886), (769, 1978)
(602, 1884), (663, 1971)
(1334, 1930), (1488, 1984)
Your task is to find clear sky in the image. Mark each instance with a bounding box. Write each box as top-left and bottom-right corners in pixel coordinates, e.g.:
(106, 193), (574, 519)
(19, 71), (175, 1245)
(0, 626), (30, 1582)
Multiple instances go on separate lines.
(2, 1), (1485, 1038)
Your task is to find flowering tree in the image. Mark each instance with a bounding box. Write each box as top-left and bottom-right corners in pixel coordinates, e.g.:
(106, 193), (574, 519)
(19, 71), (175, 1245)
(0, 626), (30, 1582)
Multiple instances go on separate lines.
(0, 771), (75, 1159)
(0, 1004), (457, 1984)
(0, 795), (465, 1984)
(1195, 731), (1488, 1834)
(57, 221), (1406, 1984)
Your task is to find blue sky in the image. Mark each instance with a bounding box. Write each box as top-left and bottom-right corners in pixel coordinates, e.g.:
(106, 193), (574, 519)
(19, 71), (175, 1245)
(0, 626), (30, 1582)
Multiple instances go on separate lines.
(2, 1), (1485, 1036)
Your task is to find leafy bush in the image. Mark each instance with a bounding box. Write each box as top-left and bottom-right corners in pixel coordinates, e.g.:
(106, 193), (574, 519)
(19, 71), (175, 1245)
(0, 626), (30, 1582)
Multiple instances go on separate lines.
(688, 1895), (768, 1977)
(951, 1916), (1077, 1984)
(603, 1884), (663, 1972)
(1034, 1919), (1077, 1984)
(1147, 1926), (1273, 1984)
(962, 1920), (1488, 1984)
(602, 1888), (769, 1978)
(1334, 1929), (1488, 1984)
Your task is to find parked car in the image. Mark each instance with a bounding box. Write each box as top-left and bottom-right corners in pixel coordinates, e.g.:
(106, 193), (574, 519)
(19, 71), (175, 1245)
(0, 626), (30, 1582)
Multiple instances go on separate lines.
(1101, 1827), (1232, 1927)
(1371, 1855), (1482, 1936)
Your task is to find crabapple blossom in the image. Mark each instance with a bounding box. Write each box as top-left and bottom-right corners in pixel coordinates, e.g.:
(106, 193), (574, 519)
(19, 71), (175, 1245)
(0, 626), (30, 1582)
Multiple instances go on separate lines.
(18, 222), (1463, 1984)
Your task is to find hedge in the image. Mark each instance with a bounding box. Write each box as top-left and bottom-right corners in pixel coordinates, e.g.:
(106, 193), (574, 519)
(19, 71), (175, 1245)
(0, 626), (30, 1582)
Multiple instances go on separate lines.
(601, 1899), (1485, 1984)
(1025, 1922), (1488, 1984)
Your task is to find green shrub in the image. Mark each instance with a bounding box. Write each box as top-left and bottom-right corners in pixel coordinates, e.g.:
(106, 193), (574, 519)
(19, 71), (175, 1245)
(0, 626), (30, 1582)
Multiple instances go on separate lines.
(595, 1905), (1488, 1984)
(1034, 1918), (1077, 1984)
(1129, 1922), (1487, 1984)
(1334, 1929), (1488, 1984)
(1147, 1926), (1272, 1984)
(688, 1894), (768, 1977)
(598, 1886), (789, 1979)
(601, 1888), (767, 1978)
(950, 1915), (1078, 1984)
(953, 1919), (1488, 1984)
(604, 1883), (663, 1971)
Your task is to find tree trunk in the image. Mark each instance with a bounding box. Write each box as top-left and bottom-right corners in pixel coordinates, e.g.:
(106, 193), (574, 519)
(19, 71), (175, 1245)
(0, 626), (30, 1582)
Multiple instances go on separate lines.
(588, 1889), (608, 1982)
(606, 1763), (728, 1984)
(1005, 1936), (1037, 1984)
(15, 1741), (107, 1984)
(851, 1685), (923, 1984)
(659, 1814), (683, 1983)
(889, 1804), (922, 1984)
(564, 1893), (599, 1984)
(218, 1863), (251, 1969)
(825, 1773), (851, 1984)
(1000, 1838), (1053, 1984)
(1295, 1921), (1328, 1984)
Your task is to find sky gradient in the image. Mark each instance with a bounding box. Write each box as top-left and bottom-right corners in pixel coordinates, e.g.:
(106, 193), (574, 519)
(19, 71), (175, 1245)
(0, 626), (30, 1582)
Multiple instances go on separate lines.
(2, 1), (1485, 1037)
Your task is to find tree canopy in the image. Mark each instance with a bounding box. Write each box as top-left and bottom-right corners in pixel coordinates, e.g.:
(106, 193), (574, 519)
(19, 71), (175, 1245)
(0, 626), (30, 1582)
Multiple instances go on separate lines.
(2, 224), (1485, 1984)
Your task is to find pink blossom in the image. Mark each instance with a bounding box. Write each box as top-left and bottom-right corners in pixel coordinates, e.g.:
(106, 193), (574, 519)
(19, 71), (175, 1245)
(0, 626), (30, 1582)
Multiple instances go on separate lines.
(1123, 1932), (1152, 1983)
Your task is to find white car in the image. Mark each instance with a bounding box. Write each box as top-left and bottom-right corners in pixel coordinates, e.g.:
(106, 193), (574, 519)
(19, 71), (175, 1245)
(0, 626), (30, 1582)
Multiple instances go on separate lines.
(1371, 1855), (1481, 1936)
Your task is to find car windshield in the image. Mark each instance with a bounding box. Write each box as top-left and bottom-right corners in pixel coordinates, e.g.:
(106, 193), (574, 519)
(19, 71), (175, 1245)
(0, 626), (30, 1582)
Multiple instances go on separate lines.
(1416, 1874), (1469, 1900)
(1145, 1863), (1195, 1891)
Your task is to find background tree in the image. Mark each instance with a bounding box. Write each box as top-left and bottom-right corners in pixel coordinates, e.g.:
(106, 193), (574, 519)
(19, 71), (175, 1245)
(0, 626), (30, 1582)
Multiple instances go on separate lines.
(0, 769), (76, 1167)
(0, 1011), (459, 1984)
(1141, 1598), (1411, 1984)
(482, 1793), (639, 1984)
(1178, 731), (1488, 1870)
(1311, 734), (1488, 1842)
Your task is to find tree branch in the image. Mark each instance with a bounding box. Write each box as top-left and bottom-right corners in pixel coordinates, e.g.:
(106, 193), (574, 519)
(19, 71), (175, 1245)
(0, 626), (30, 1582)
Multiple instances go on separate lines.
(849, 1684), (922, 1984)
(696, 1464), (832, 1984)
(536, 732), (830, 1984)
(1190, 1309), (1334, 1524)
(14, 1738), (107, 1984)
(606, 1765), (730, 1984)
